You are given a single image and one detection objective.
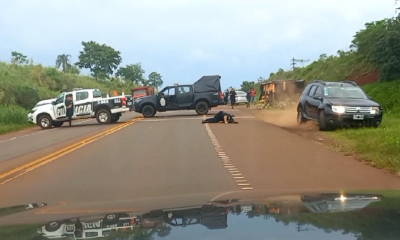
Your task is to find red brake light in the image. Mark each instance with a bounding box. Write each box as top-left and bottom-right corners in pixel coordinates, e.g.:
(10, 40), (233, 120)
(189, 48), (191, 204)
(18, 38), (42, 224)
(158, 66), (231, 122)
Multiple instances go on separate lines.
(121, 96), (126, 106)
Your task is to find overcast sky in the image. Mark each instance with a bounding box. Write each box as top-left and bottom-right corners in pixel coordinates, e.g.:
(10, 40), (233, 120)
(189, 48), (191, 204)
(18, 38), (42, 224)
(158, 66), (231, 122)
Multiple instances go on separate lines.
(0, 0), (396, 89)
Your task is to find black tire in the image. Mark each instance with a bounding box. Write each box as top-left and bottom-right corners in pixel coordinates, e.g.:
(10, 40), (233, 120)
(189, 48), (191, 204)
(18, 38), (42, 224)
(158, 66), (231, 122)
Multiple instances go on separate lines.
(45, 221), (62, 232)
(297, 108), (307, 124)
(103, 214), (119, 224)
(38, 115), (53, 129)
(195, 101), (209, 115)
(96, 109), (111, 124)
(142, 105), (156, 118)
(52, 121), (64, 127)
(111, 114), (120, 123)
(318, 111), (329, 131)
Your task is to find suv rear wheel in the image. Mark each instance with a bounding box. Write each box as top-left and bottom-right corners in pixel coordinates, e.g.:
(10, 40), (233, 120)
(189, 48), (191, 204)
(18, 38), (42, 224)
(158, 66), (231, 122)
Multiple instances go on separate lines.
(297, 108), (307, 124)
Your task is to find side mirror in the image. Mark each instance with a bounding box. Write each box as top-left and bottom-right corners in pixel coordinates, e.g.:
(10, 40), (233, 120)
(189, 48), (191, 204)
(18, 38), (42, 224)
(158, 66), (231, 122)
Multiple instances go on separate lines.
(51, 101), (56, 105)
(313, 95), (323, 101)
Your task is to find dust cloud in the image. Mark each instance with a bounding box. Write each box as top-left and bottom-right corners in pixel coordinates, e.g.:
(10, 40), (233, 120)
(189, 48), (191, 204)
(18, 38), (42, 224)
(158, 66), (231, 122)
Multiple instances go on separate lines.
(255, 106), (318, 131)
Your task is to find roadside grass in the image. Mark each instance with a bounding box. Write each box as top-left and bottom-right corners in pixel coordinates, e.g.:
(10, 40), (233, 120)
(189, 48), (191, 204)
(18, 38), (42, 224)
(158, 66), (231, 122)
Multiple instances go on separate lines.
(324, 114), (400, 174)
(0, 105), (33, 134)
(0, 224), (45, 240)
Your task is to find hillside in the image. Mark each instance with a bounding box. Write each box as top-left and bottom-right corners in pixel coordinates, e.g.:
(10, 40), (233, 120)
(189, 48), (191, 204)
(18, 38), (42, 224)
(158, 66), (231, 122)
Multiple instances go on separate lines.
(0, 41), (165, 134)
(268, 14), (400, 84)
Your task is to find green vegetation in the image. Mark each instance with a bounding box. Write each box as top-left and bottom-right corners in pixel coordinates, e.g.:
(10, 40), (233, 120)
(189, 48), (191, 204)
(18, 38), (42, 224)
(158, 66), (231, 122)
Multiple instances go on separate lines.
(0, 40), (164, 134)
(240, 14), (400, 172)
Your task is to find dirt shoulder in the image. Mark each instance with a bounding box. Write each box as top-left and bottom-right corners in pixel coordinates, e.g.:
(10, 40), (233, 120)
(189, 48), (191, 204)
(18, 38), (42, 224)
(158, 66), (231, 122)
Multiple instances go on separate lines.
(239, 105), (399, 175)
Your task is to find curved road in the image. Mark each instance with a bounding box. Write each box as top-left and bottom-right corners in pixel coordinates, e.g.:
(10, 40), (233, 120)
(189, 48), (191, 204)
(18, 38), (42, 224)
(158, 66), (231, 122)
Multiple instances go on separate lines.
(0, 106), (399, 222)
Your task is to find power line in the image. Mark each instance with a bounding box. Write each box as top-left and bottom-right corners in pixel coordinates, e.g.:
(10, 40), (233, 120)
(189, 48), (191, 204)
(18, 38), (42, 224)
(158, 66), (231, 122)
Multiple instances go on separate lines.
(291, 58), (309, 70)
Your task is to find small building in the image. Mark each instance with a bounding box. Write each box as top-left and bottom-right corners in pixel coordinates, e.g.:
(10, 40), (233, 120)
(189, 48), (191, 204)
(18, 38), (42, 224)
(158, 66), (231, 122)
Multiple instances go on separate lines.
(258, 79), (306, 108)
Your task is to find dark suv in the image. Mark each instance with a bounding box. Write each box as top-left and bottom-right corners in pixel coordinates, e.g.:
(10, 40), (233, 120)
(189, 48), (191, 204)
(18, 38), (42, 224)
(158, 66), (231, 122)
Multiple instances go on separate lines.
(297, 80), (383, 131)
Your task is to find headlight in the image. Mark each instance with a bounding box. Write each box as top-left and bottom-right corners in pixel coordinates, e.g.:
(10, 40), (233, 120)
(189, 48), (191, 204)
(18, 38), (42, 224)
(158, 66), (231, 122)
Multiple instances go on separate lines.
(332, 105), (345, 114)
(370, 107), (380, 114)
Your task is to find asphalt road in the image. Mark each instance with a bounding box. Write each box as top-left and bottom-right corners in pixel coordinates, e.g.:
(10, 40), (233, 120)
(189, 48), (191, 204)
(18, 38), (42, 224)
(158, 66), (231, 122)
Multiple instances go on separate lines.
(0, 106), (400, 223)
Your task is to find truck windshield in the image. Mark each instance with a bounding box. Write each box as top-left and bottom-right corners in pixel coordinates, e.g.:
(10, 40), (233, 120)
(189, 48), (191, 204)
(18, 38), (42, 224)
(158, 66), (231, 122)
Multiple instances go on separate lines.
(93, 90), (102, 98)
(55, 93), (65, 104)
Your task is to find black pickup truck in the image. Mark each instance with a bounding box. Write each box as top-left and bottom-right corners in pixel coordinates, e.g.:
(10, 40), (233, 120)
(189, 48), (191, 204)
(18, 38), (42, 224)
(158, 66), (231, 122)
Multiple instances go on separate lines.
(132, 75), (222, 117)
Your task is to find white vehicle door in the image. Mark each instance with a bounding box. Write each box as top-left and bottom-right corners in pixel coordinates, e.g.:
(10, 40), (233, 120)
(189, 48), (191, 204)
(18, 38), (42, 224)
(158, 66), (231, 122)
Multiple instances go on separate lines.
(73, 90), (93, 118)
(53, 92), (67, 120)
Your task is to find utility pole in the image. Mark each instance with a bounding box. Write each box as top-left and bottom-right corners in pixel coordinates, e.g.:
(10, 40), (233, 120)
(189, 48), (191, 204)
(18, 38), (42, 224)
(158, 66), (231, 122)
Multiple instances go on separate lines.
(291, 58), (310, 70)
(396, 0), (400, 14)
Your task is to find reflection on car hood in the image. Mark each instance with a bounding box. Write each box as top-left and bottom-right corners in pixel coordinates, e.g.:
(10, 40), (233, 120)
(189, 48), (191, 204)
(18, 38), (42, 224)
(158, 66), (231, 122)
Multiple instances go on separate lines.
(326, 98), (380, 107)
(1, 190), (399, 240)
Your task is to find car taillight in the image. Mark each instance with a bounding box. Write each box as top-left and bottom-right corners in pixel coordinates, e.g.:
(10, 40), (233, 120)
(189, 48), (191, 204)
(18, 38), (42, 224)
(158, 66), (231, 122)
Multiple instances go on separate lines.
(122, 97), (126, 106)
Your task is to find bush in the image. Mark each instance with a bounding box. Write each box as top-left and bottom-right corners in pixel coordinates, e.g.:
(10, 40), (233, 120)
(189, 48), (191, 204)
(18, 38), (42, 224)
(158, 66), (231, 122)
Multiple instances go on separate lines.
(362, 80), (400, 115)
(0, 105), (29, 125)
(0, 61), (137, 110)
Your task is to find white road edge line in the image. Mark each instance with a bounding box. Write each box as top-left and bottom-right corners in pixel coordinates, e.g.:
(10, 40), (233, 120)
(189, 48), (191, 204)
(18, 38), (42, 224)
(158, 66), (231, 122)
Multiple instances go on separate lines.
(202, 114), (254, 190)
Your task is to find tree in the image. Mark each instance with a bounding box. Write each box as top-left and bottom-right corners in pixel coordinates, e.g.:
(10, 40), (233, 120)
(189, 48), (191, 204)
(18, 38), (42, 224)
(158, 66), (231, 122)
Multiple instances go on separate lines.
(146, 71), (163, 89)
(11, 51), (29, 65)
(116, 63), (145, 85)
(240, 81), (256, 92)
(55, 54), (72, 72)
(75, 41), (122, 80)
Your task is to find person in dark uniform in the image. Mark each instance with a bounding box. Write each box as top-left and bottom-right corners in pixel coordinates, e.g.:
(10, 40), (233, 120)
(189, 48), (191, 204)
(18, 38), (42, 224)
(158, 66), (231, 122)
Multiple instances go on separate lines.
(229, 88), (237, 109)
(202, 111), (236, 124)
(65, 94), (74, 126)
(223, 89), (229, 105)
(246, 90), (251, 108)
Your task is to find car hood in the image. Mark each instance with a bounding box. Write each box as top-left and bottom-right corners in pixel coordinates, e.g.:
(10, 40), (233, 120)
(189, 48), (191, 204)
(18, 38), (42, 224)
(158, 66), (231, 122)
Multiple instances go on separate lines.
(326, 98), (380, 107)
(0, 190), (399, 240)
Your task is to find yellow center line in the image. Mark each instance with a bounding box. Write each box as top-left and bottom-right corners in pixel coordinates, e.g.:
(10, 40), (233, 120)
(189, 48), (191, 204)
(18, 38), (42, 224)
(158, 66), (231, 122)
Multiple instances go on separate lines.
(0, 117), (143, 185)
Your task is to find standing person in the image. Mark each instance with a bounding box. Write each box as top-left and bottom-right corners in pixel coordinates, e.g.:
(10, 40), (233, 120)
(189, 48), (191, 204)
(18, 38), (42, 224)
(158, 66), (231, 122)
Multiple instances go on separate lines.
(250, 88), (256, 105)
(246, 90), (251, 108)
(229, 88), (237, 109)
(224, 89), (229, 105)
(65, 94), (74, 127)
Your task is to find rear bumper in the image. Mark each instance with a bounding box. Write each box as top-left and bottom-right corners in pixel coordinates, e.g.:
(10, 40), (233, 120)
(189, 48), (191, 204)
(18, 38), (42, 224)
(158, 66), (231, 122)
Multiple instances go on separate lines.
(325, 112), (383, 127)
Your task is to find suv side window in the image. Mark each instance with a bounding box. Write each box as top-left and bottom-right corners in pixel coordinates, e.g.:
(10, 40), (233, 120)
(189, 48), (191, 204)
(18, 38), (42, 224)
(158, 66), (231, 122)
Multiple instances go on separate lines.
(315, 86), (324, 97)
(76, 91), (89, 101)
(308, 85), (317, 97)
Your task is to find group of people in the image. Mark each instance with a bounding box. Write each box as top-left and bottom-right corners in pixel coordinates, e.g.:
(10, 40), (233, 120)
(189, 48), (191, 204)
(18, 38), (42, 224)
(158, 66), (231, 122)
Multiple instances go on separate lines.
(223, 87), (257, 109)
(246, 88), (257, 108)
(223, 88), (237, 109)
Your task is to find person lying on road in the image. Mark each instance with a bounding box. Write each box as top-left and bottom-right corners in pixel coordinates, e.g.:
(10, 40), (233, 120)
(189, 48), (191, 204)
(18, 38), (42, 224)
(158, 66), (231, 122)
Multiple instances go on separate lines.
(202, 111), (237, 124)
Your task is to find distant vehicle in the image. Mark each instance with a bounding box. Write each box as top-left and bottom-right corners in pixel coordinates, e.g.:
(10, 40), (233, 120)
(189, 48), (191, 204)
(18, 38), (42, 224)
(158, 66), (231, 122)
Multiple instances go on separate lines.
(228, 90), (248, 105)
(131, 86), (155, 100)
(38, 213), (140, 239)
(28, 88), (133, 129)
(297, 80), (383, 131)
(132, 75), (222, 117)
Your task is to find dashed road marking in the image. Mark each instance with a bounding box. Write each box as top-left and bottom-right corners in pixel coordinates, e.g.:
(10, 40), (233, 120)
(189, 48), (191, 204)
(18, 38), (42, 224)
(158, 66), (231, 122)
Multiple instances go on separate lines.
(0, 119), (94, 144)
(203, 115), (253, 191)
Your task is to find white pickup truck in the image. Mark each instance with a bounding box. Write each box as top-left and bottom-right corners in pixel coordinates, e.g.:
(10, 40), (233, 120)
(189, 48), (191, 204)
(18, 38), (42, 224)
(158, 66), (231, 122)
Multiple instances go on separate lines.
(28, 88), (133, 129)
